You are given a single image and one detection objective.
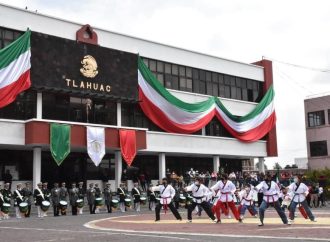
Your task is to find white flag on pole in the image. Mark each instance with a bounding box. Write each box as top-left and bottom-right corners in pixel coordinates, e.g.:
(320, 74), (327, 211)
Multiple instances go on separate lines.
(87, 126), (105, 166)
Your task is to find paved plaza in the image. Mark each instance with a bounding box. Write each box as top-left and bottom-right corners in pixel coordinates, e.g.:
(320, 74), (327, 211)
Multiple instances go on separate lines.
(0, 207), (329, 242)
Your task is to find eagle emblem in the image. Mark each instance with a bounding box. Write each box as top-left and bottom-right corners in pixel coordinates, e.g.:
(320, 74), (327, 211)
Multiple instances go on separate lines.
(80, 55), (98, 78)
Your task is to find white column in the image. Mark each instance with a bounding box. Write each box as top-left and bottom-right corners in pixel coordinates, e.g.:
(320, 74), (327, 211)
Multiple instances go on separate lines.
(36, 92), (42, 119)
(258, 157), (265, 173)
(117, 102), (122, 127)
(201, 127), (206, 136)
(33, 147), (41, 189)
(213, 155), (220, 173)
(115, 151), (122, 189)
(158, 153), (166, 179)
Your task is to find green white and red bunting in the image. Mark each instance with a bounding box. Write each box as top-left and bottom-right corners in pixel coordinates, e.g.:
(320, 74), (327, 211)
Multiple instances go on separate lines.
(0, 30), (31, 108)
(138, 57), (276, 142)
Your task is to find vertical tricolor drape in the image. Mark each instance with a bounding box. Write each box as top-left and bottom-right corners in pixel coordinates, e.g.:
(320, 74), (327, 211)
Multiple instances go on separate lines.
(119, 130), (137, 166)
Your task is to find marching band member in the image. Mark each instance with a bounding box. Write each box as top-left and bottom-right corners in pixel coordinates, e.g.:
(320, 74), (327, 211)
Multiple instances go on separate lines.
(148, 184), (156, 211)
(13, 183), (24, 219)
(0, 186), (5, 220)
(280, 187), (292, 213)
(255, 173), (290, 226)
(151, 177), (182, 222)
(59, 182), (68, 215)
(2, 183), (12, 219)
(185, 177), (216, 223)
(117, 183), (127, 213)
(77, 182), (85, 215)
(94, 183), (102, 214)
(34, 182), (45, 218)
(87, 183), (96, 214)
(22, 182), (33, 217)
(288, 175), (316, 222)
(131, 182), (141, 212)
(51, 183), (60, 216)
(211, 174), (241, 223)
(237, 184), (258, 220)
(42, 182), (51, 216)
(69, 183), (79, 216)
(103, 183), (112, 213)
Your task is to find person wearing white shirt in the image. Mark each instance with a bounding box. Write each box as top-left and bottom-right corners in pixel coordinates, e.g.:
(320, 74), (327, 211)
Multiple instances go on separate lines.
(185, 177), (216, 223)
(211, 174), (241, 223)
(255, 173), (290, 226)
(288, 175), (316, 222)
(151, 177), (182, 222)
(237, 184), (258, 220)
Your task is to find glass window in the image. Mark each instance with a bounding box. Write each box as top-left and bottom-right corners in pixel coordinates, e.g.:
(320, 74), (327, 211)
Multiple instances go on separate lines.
(164, 74), (172, 88)
(225, 86), (231, 98)
(193, 79), (199, 93)
(206, 72), (212, 82)
(308, 111), (325, 127)
(149, 60), (156, 71)
(247, 80), (253, 89)
(165, 63), (171, 74)
(142, 58), (148, 67)
(171, 76), (179, 90)
(236, 87), (242, 100)
(212, 73), (218, 83)
(199, 80), (206, 94)
(157, 73), (164, 85)
(212, 83), (219, 97)
(236, 77), (242, 87)
(172, 64), (178, 75)
(241, 78), (247, 88)
(186, 67), (192, 78)
(224, 75), (230, 85)
(219, 86), (225, 97)
(179, 77), (186, 91)
(179, 66), (185, 76)
(230, 86), (237, 99)
(157, 61), (164, 72)
(199, 70), (206, 81)
(230, 76), (236, 86)
(310, 141), (328, 157)
(242, 89), (248, 101)
(186, 79), (193, 92)
(192, 69), (199, 79)
(206, 82), (213, 95)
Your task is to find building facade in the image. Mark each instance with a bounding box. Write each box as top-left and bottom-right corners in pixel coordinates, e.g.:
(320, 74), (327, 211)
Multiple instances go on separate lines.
(305, 94), (330, 170)
(0, 4), (277, 191)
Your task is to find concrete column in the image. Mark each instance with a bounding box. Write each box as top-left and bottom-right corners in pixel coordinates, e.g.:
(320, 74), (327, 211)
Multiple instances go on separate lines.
(36, 92), (42, 119)
(117, 102), (122, 127)
(213, 155), (220, 173)
(258, 157), (265, 173)
(115, 151), (122, 189)
(201, 127), (206, 136)
(33, 147), (42, 189)
(158, 153), (166, 179)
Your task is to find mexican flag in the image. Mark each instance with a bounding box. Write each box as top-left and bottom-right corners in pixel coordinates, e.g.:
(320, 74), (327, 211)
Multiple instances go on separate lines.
(0, 30), (31, 108)
(138, 57), (276, 142)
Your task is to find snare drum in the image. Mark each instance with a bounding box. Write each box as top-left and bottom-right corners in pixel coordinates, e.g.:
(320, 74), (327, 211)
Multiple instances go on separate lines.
(179, 196), (187, 207)
(41, 201), (50, 212)
(59, 200), (68, 210)
(111, 199), (119, 208)
(124, 198), (131, 207)
(95, 198), (103, 207)
(19, 202), (28, 213)
(1, 203), (10, 214)
(140, 197), (147, 205)
(186, 195), (193, 205)
(76, 199), (84, 208)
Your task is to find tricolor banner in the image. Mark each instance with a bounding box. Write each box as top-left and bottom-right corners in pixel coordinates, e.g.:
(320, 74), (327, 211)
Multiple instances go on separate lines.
(0, 30), (31, 108)
(87, 126), (105, 166)
(138, 57), (276, 142)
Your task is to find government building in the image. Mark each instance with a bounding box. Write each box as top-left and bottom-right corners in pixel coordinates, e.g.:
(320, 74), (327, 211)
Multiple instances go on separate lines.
(0, 3), (277, 191)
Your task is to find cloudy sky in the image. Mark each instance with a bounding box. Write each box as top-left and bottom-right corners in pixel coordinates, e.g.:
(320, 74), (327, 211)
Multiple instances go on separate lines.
(1, 0), (330, 168)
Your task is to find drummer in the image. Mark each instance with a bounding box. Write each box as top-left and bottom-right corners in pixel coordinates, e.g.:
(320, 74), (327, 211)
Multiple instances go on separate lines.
(59, 182), (68, 215)
(42, 182), (51, 216)
(0, 185), (5, 220)
(2, 183), (12, 219)
(103, 183), (112, 213)
(117, 183), (127, 213)
(131, 182), (141, 212)
(69, 183), (79, 216)
(77, 182), (85, 215)
(94, 183), (102, 214)
(51, 182), (60, 216)
(22, 182), (33, 217)
(13, 183), (25, 219)
(87, 183), (96, 214)
(34, 182), (45, 218)
(147, 184), (156, 211)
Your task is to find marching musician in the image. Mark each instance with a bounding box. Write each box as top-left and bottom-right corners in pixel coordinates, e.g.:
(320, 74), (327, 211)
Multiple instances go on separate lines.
(185, 177), (216, 223)
(87, 183), (96, 214)
(103, 183), (112, 213)
(117, 183), (127, 213)
(147, 183), (156, 211)
(288, 175), (316, 222)
(211, 174), (241, 223)
(22, 182), (33, 217)
(151, 177), (182, 222)
(254, 173), (290, 226)
(237, 183), (258, 220)
(94, 183), (102, 213)
(34, 182), (45, 218)
(51, 182), (60, 216)
(59, 182), (68, 215)
(0, 185), (5, 220)
(77, 182), (85, 215)
(1, 183), (11, 219)
(13, 183), (25, 219)
(131, 182), (141, 212)
(42, 182), (51, 216)
(69, 183), (79, 216)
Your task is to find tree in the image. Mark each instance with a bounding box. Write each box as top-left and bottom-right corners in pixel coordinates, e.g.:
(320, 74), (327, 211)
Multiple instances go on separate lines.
(273, 162), (282, 170)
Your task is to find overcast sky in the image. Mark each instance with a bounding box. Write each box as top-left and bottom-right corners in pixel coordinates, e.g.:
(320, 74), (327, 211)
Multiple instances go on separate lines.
(1, 0), (330, 168)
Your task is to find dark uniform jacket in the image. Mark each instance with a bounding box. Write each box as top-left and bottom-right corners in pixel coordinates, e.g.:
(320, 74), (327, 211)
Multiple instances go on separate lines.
(78, 187), (85, 200)
(22, 187), (33, 205)
(103, 188), (112, 205)
(43, 188), (51, 201)
(59, 187), (68, 201)
(131, 187), (141, 203)
(2, 188), (12, 203)
(86, 188), (95, 205)
(117, 187), (126, 202)
(33, 188), (45, 206)
(69, 188), (79, 206)
(13, 189), (25, 206)
(148, 189), (157, 202)
(51, 187), (60, 205)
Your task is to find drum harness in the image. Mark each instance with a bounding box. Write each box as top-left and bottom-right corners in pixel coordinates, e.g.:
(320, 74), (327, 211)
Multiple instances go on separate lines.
(14, 189), (24, 205)
(36, 188), (45, 201)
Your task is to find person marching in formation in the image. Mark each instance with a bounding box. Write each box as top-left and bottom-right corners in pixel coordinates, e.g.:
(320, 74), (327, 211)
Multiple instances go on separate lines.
(255, 173), (290, 226)
(117, 183), (127, 213)
(34, 182), (45, 218)
(103, 183), (112, 213)
(69, 183), (79, 216)
(0, 185), (5, 220)
(94, 183), (102, 214)
(148, 184), (156, 211)
(2, 183), (12, 219)
(185, 177), (216, 223)
(77, 182), (85, 215)
(42, 182), (51, 216)
(151, 177), (182, 222)
(51, 182), (60, 216)
(132, 182), (142, 212)
(87, 183), (96, 214)
(211, 174), (241, 223)
(22, 182), (33, 217)
(13, 183), (25, 219)
(237, 183), (258, 220)
(59, 182), (68, 215)
(288, 175), (317, 222)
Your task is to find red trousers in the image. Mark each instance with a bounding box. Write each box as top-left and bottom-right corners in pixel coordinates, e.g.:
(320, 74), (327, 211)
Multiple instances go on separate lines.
(212, 201), (240, 220)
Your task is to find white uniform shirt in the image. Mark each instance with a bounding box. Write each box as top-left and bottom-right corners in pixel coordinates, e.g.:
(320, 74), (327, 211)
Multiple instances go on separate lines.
(255, 181), (280, 203)
(211, 180), (236, 202)
(288, 182), (309, 203)
(238, 188), (255, 206)
(152, 184), (175, 204)
(185, 183), (209, 204)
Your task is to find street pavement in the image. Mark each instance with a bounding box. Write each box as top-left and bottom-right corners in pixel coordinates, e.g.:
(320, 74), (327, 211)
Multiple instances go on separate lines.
(0, 207), (329, 242)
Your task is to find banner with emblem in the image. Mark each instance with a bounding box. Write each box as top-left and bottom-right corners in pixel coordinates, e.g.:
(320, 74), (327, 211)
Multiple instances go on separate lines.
(87, 126), (105, 166)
